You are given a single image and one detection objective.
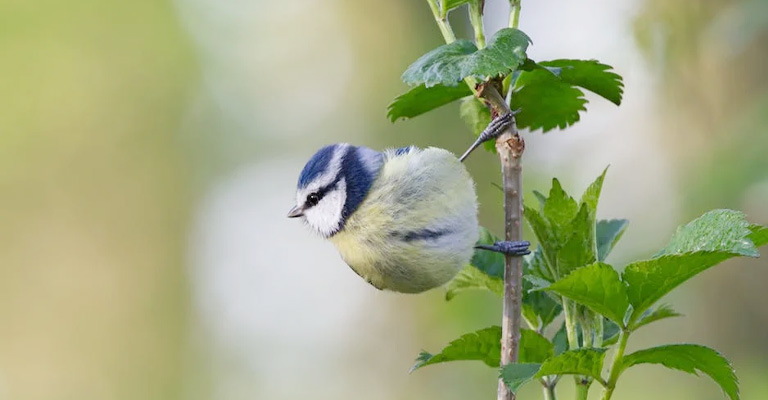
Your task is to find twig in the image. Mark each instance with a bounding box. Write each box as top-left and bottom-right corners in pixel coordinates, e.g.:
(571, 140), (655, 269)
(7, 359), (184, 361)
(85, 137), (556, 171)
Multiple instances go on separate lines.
(479, 84), (525, 400)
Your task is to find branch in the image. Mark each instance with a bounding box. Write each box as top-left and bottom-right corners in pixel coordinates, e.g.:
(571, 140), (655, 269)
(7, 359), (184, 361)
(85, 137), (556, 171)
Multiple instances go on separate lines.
(479, 83), (525, 400)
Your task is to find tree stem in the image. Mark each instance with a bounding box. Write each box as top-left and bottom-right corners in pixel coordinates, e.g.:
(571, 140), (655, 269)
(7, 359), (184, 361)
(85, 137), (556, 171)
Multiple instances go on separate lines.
(480, 85), (524, 400)
(424, 3), (523, 400)
(601, 330), (629, 400)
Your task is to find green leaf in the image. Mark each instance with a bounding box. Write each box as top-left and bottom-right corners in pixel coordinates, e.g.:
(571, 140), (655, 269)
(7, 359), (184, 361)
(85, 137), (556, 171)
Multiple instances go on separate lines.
(630, 304), (682, 331)
(524, 206), (557, 269)
(445, 264), (503, 300)
(658, 209), (759, 257)
(523, 249), (562, 329)
(748, 224), (768, 247)
(468, 28), (531, 79)
(471, 227), (505, 278)
(410, 326), (501, 372)
(387, 84), (472, 122)
(402, 28), (531, 87)
(511, 68), (587, 132)
(525, 246), (554, 282)
(597, 219), (629, 261)
(500, 363), (541, 393)
(602, 318), (621, 346)
(537, 348), (607, 382)
(543, 179), (579, 243)
(459, 96), (496, 153)
(402, 40), (477, 88)
(538, 59), (624, 105)
(519, 329), (554, 363)
(622, 345), (739, 400)
(523, 290), (562, 329)
(580, 167), (607, 214)
(546, 262), (629, 326)
(552, 324), (568, 355)
(624, 253), (735, 320)
(556, 204), (596, 276)
(623, 210), (760, 319)
(411, 327), (553, 372)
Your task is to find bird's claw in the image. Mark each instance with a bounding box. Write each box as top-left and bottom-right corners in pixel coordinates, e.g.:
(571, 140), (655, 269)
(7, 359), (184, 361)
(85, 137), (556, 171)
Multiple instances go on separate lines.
(475, 240), (531, 256)
(459, 111), (517, 162)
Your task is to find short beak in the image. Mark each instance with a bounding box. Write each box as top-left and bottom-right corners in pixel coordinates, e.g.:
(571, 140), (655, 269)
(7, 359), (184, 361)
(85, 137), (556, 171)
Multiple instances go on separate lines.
(287, 205), (304, 218)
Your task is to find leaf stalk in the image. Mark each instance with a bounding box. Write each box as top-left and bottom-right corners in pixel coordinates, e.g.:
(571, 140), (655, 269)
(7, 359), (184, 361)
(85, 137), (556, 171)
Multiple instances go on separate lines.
(601, 329), (630, 400)
(509, 0), (521, 29)
(469, 1), (486, 48)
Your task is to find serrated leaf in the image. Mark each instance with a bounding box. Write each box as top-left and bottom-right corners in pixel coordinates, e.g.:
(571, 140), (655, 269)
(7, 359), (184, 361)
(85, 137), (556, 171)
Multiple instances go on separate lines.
(623, 210), (760, 320)
(511, 68), (587, 132)
(658, 210), (759, 257)
(748, 223), (768, 247)
(471, 227), (505, 278)
(537, 348), (607, 382)
(622, 345), (739, 400)
(468, 28), (531, 79)
(597, 219), (629, 261)
(410, 326), (501, 372)
(524, 206), (557, 269)
(445, 264), (503, 300)
(546, 262), (629, 326)
(538, 59), (624, 105)
(387, 84), (472, 122)
(402, 28), (531, 87)
(631, 304), (681, 331)
(624, 253), (736, 321)
(500, 363), (541, 393)
(459, 96), (496, 152)
(557, 204), (596, 276)
(543, 179), (579, 243)
(519, 329), (554, 363)
(402, 40), (478, 88)
(580, 167), (607, 214)
(411, 327), (553, 372)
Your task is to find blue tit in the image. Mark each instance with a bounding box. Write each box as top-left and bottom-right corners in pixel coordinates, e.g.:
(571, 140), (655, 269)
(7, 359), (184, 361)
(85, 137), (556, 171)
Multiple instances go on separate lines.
(287, 144), (479, 293)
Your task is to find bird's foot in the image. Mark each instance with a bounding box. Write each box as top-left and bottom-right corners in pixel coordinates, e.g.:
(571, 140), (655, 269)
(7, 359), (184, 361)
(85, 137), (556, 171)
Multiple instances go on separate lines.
(475, 240), (531, 256)
(459, 110), (519, 162)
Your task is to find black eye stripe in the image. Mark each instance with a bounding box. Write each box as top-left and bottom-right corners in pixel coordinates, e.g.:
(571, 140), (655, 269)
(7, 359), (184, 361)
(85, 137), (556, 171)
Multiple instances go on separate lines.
(304, 175), (342, 209)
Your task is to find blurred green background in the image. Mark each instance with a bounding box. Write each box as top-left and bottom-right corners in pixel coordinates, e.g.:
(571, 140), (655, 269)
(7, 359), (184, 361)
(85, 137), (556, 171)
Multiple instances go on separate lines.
(0, 0), (766, 399)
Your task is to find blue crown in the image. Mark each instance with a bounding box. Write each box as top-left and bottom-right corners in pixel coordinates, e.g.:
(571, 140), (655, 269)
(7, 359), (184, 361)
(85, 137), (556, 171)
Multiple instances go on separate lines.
(297, 144), (338, 188)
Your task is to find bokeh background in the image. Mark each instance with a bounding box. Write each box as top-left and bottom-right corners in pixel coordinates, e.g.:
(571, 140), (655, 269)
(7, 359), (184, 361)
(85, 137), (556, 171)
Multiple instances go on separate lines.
(1, 0), (766, 399)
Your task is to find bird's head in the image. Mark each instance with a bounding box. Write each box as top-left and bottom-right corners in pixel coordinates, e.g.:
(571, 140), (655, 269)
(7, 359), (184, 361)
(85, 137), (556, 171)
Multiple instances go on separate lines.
(288, 143), (384, 237)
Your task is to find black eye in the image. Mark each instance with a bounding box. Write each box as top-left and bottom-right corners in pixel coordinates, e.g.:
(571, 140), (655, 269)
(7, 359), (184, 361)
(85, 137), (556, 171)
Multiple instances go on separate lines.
(306, 193), (321, 207)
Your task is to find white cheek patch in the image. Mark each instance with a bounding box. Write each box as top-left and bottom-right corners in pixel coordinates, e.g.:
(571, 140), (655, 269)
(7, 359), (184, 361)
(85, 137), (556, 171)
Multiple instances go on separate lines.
(303, 178), (347, 237)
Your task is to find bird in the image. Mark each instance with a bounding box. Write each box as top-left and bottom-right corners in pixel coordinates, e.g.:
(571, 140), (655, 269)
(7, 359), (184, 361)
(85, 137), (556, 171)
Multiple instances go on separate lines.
(287, 112), (529, 293)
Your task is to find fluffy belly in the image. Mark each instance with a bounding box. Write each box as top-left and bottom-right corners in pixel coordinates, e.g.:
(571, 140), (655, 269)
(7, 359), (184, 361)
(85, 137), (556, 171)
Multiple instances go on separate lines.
(330, 229), (472, 293)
